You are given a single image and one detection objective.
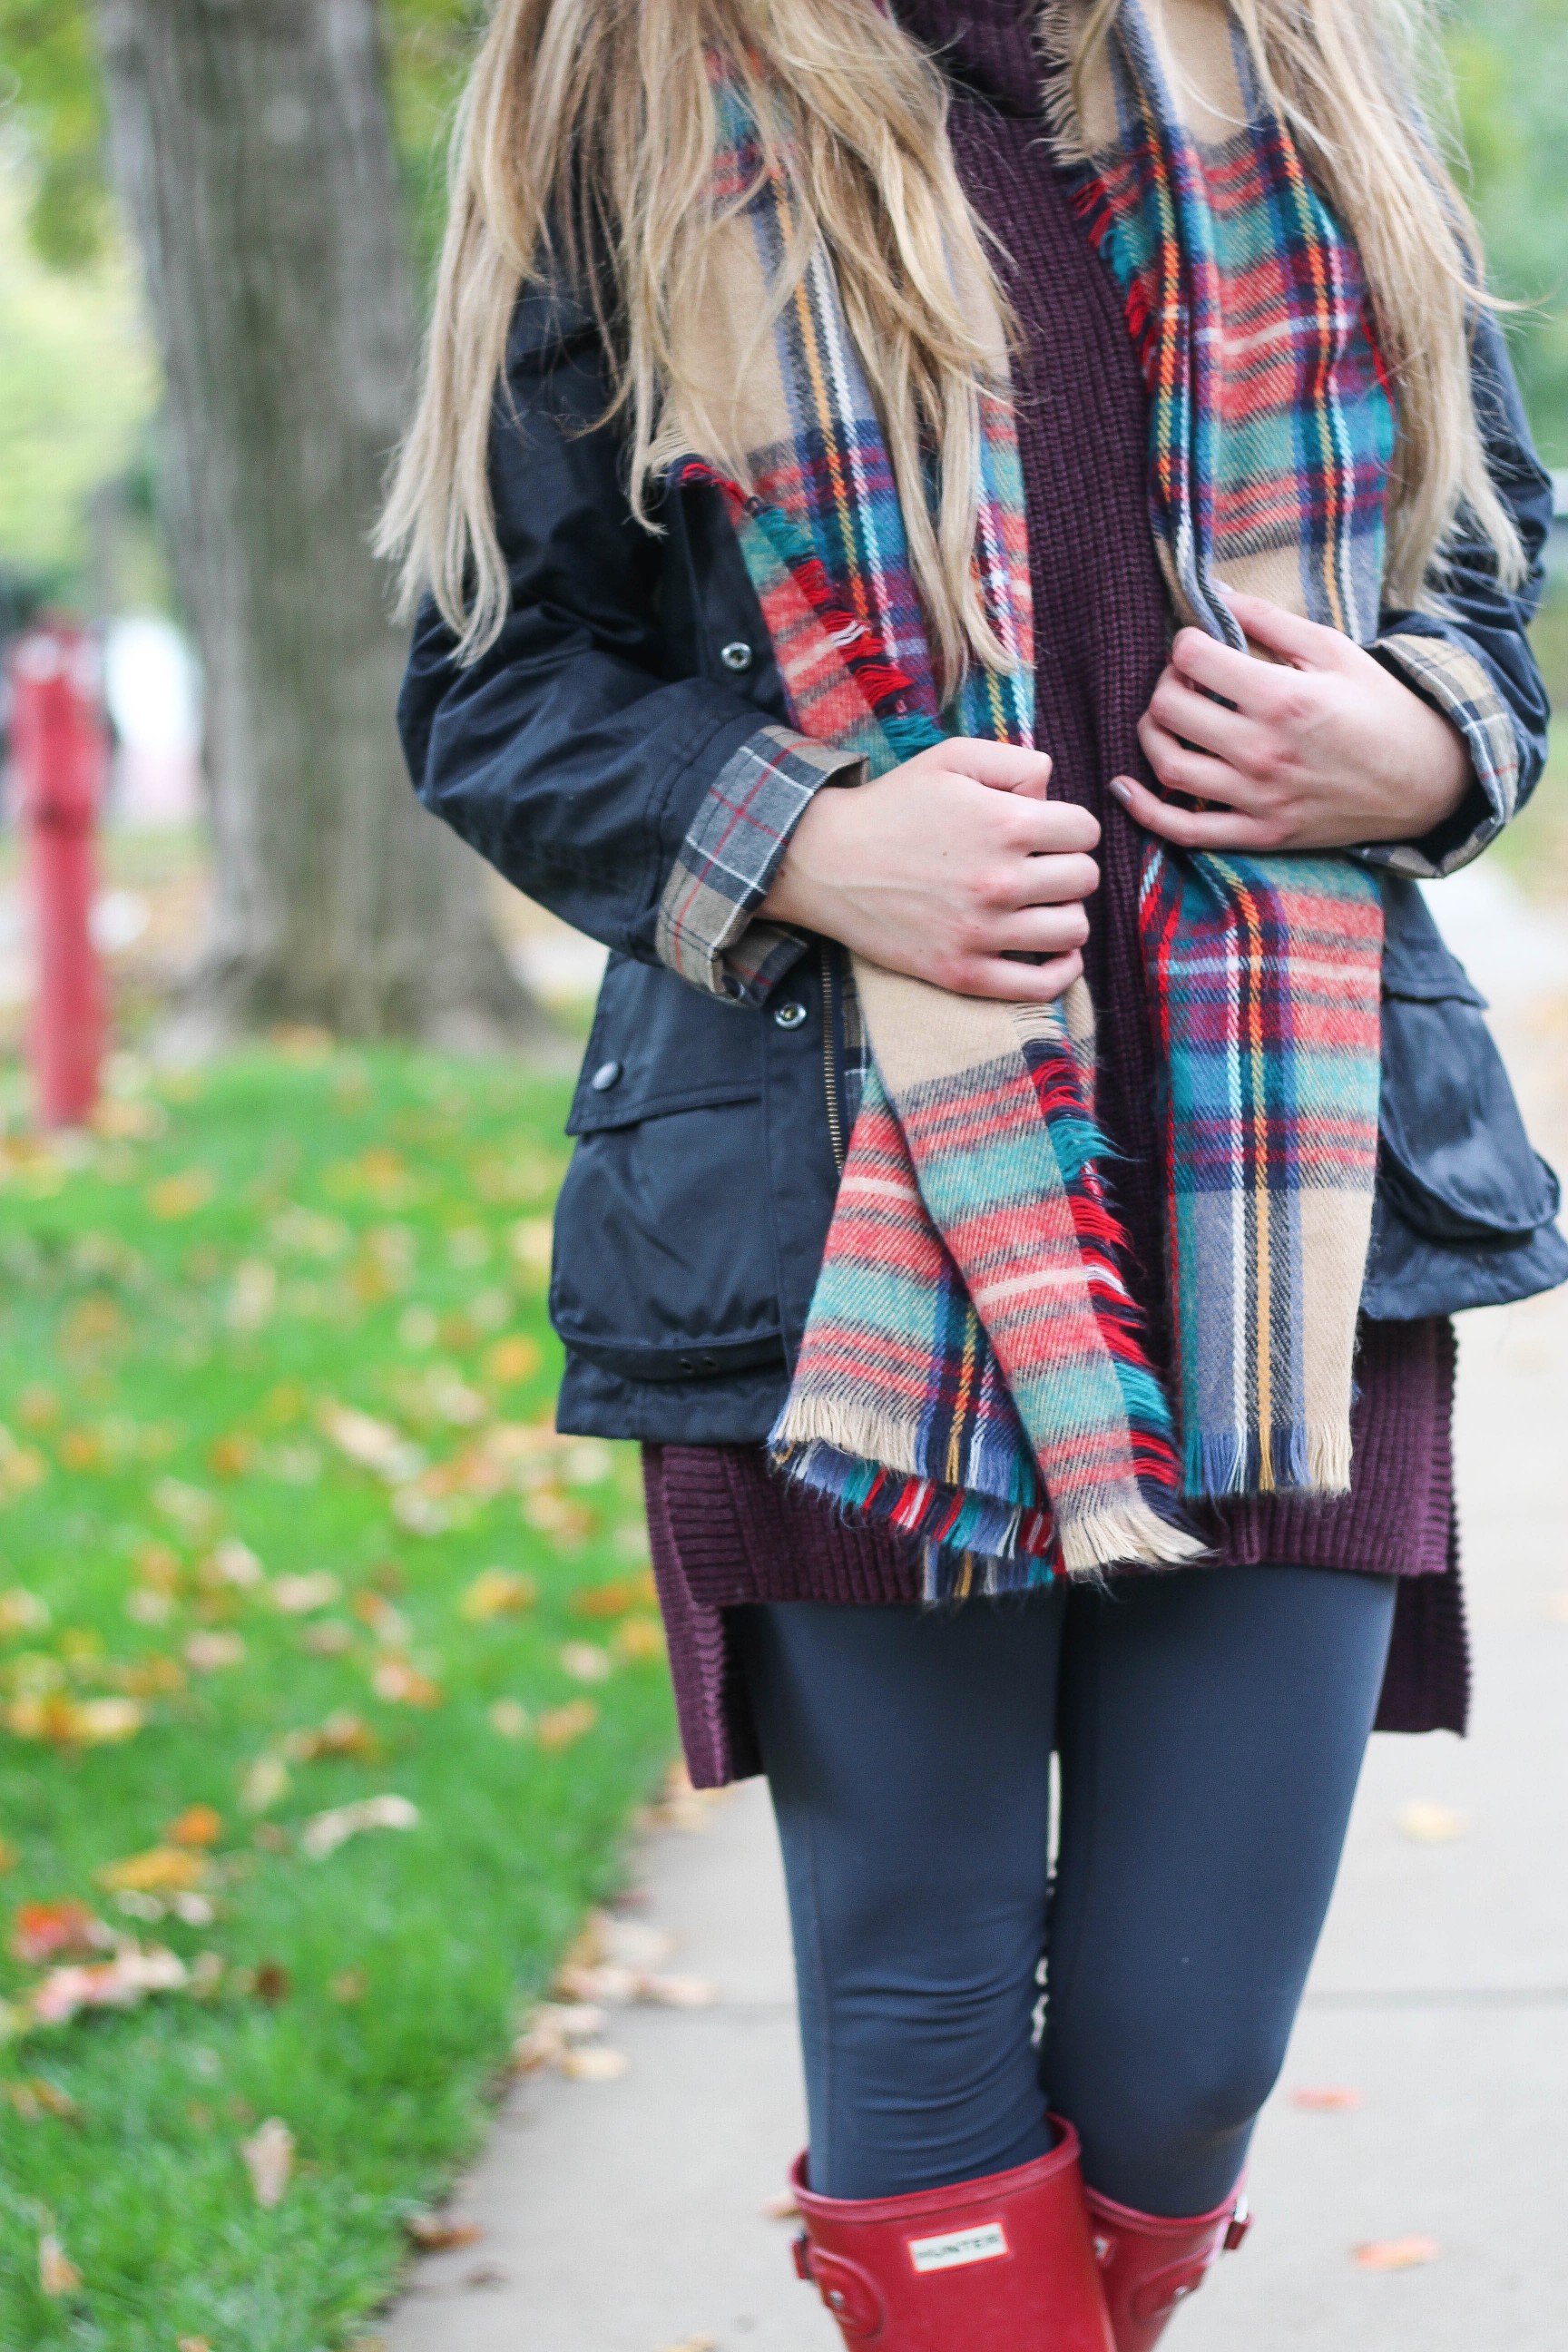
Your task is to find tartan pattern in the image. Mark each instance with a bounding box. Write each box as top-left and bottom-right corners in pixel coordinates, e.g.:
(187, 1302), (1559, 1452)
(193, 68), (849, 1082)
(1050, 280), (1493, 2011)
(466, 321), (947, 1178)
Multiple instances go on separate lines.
(655, 723), (863, 1002)
(1366, 632), (1522, 878)
(1073, 0), (1387, 1495)
(662, 12), (1403, 1580)
(674, 73), (1197, 1588)
(1140, 848), (1384, 1495)
(1070, 5), (1395, 642)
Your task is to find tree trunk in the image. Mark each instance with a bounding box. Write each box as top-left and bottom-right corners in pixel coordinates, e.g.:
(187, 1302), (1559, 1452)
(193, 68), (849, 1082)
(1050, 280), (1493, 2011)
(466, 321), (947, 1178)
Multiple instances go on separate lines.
(93, 0), (545, 1053)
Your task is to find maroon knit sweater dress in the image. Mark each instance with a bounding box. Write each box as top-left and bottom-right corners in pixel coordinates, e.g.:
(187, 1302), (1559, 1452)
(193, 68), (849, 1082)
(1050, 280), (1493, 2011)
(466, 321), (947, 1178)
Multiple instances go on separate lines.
(644, 0), (1470, 1786)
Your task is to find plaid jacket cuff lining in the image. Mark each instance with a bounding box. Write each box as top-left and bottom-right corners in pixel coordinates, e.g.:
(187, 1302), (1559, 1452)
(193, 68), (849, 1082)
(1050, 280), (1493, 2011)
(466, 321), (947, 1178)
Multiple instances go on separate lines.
(655, 724), (866, 1001)
(1361, 631), (1522, 880)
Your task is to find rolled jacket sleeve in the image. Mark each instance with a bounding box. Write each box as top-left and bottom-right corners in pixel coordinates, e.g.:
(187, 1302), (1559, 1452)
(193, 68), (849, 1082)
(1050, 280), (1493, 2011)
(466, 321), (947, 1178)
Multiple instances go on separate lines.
(655, 724), (865, 1002)
(1361, 627), (1523, 879)
(1357, 310), (1553, 883)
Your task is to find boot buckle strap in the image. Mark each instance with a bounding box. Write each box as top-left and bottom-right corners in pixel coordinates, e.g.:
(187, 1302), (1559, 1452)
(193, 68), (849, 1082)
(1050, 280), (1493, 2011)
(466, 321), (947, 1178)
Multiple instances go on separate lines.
(792, 2244), (887, 2336)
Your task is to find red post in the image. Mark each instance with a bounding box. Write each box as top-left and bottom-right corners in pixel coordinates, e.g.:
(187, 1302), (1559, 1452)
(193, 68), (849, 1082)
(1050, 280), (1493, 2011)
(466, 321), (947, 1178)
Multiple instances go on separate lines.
(6, 625), (107, 1130)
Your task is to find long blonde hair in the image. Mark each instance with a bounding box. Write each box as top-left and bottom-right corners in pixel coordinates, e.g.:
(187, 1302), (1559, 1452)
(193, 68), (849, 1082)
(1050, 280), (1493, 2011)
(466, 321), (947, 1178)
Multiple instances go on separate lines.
(379, 0), (1521, 675)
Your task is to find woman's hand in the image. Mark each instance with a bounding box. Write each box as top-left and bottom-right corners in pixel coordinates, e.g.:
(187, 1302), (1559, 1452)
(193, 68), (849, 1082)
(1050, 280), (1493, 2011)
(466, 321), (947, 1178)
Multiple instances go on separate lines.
(1111, 586), (1473, 852)
(760, 739), (1100, 1003)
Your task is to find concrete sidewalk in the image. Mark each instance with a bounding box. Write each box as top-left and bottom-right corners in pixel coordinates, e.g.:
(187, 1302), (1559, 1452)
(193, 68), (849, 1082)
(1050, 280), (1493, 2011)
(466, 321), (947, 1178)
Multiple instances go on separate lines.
(387, 885), (1568, 2351)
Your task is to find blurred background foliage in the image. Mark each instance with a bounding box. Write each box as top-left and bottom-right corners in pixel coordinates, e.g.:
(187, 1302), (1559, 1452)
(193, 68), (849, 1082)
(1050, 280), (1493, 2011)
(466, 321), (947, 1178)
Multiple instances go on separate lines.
(0, 0), (1564, 602)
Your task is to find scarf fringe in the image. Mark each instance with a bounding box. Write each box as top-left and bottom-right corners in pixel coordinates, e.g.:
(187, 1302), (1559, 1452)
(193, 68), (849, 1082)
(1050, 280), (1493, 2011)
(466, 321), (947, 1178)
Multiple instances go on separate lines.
(1058, 1496), (1208, 1574)
(1184, 1423), (1354, 1500)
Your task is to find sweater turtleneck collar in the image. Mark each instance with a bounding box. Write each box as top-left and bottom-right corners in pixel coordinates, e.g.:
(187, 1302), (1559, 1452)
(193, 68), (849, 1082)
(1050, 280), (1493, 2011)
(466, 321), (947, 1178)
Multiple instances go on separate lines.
(888, 0), (1047, 116)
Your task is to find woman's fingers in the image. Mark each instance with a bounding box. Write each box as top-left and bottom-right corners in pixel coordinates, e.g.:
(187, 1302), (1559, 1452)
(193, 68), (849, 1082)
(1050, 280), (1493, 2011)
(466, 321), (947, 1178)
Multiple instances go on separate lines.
(1146, 669), (1262, 767)
(1108, 772), (1286, 851)
(1211, 586), (1358, 670)
(1134, 711), (1263, 808)
(938, 738), (1056, 798)
(962, 948), (1085, 1004)
(990, 900), (1092, 956)
(996, 849), (1101, 910)
(1167, 612), (1351, 720)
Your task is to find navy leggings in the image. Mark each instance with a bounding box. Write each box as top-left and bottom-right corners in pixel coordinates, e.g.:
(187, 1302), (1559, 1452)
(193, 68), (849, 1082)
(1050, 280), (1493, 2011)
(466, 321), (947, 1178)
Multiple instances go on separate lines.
(733, 1563), (1395, 2216)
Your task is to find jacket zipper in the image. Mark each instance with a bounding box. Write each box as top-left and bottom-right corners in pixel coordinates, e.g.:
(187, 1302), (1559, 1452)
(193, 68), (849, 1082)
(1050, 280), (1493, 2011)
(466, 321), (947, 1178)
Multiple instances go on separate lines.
(820, 944), (846, 1173)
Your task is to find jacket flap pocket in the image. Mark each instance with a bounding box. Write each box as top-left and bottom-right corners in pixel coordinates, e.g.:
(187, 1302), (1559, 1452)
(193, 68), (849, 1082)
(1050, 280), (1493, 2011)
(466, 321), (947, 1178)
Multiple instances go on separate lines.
(552, 1093), (784, 1379)
(567, 955), (765, 1135)
(1378, 986), (1559, 1242)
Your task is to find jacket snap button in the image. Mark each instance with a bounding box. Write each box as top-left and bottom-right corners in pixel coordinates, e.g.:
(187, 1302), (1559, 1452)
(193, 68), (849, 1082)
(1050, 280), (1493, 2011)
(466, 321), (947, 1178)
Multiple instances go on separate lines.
(773, 1000), (807, 1031)
(590, 1059), (622, 1092)
(720, 639), (753, 671)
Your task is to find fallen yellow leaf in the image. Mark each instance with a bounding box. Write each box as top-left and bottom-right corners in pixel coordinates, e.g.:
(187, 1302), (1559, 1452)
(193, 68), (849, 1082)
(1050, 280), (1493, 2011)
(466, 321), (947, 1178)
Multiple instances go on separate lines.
(240, 1753), (290, 1814)
(508, 1219), (554, 1275)
(300, 1794), (419, 1860)
(642, 1974), (720, 2010)
(558, 2044), (630, 2082)
(371, 1657), (444, 1709)
(203, 1539), (265, 1590)
(132, 1542), (182, 1592)
(1397, 1802), (1467, 1845)
(488, 1699), (531, 1740)
(612, 1616), (665, 1663)
(405, 2213), (485, 2251)
(210, 1432), (258, 1477)
(168, 1805), (224, 1848)
(462, 1569), (538, 1621)
(185, 1632), (246, 1673)
(560, 1642), (612, 1685)
(272, 1572), (342, 1615)
(147, 1169), (215, 1220)
(97, 1847), (206, 1895)
(5, 2077), (79, 2122)
(11, 1901), (113, 1965)
(483, 1335), (542, 1385)
(1355, 2236), (1439, 2272)
(240, 2115), (295, 2208)
(5, 1694), (144, 1747)
(0, 1585), (49, 1635)
(38, 2232), (81, 2296)
(282, 1712), (381, 1763)
(536, 1700), (599, 1753)
(573, 1574), (658, 1619)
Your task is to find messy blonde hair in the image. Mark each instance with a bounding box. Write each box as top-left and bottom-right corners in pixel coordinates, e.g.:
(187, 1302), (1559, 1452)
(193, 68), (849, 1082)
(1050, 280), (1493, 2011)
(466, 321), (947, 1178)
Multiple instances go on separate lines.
(379, 0), (1520, 676)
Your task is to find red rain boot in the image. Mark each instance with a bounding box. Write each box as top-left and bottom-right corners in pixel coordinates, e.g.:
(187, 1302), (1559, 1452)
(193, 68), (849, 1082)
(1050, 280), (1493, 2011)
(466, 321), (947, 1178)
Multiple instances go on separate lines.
(1084, 2182), (1252, 2351)
(789, 2119), (1115, 2349)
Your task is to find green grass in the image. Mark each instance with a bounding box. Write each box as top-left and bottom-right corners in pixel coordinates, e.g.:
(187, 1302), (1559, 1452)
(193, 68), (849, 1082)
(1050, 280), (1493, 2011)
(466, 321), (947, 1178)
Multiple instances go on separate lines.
(0, 1044), (675, 2348)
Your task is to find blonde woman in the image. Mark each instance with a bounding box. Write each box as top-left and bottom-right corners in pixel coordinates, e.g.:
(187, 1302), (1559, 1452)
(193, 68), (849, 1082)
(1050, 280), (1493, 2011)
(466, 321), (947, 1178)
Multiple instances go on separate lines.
(387, 1), (1561, 2341)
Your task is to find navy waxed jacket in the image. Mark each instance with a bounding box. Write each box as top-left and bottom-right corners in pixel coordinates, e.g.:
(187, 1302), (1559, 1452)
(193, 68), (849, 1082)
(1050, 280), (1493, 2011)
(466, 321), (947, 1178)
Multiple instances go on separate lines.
(398, 289), (1566, 1445)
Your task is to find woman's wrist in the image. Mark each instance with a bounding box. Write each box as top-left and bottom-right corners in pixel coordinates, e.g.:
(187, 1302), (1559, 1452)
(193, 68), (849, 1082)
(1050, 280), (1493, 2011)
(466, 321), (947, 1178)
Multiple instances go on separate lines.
(759, 786), (849, 932)
(1350, 680), (1473, 844)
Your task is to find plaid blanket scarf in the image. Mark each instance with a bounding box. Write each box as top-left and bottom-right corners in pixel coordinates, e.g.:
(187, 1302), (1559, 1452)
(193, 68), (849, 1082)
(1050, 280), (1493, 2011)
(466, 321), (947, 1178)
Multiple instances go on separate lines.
(677, 0), (1388, 1590)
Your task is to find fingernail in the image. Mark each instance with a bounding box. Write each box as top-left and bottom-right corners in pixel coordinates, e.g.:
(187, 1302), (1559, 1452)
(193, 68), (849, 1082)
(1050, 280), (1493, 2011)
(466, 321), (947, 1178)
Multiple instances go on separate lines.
(1108, 777), (1133, 802)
